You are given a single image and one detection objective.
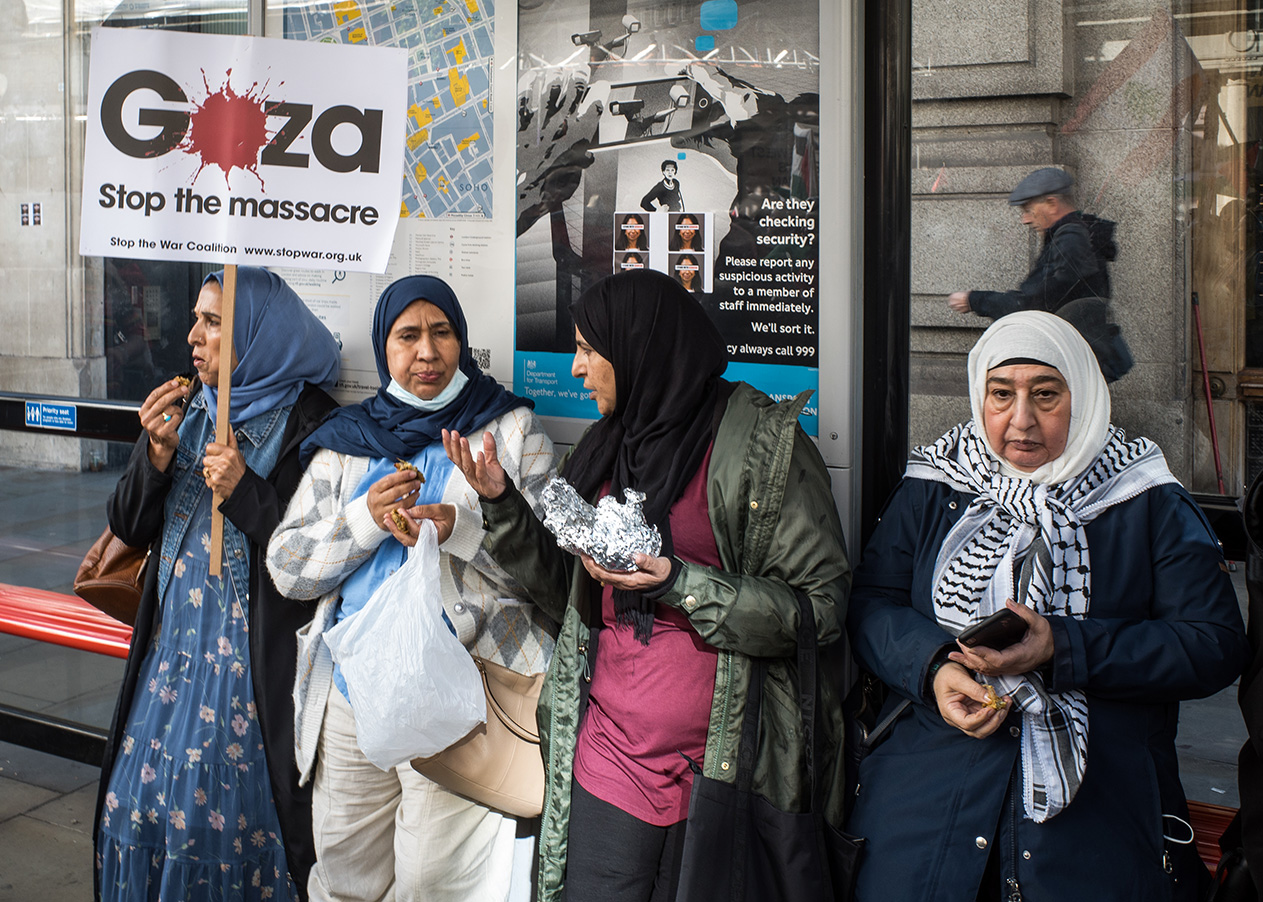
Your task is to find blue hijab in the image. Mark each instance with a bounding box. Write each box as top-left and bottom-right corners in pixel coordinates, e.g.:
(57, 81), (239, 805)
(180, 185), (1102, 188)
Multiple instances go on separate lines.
(300, 275), (531, 464)
(201, 267), (341, 424)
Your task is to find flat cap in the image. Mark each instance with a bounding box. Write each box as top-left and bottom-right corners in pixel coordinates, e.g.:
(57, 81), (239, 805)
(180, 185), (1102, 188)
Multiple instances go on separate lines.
(1008, 167), (1073, 205)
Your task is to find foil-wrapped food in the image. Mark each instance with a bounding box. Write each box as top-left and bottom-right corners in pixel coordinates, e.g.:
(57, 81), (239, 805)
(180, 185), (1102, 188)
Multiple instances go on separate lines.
(540, 476), (662, 571)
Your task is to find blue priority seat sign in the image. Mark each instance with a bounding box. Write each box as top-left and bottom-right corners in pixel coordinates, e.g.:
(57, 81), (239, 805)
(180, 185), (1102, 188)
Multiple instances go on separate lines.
(25, 401), (78, 431)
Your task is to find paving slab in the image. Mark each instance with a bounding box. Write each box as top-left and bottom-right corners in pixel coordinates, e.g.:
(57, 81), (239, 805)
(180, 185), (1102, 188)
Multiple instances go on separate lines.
(27, 783), (97, 835)
(1179, 683), (1249, 766)
(46, 686), (124, 729)
(0, 642), (124, 709)
(0, 813), (95, 902)
(1179, 756), (1242, 809)
(0, 774), (57, 823)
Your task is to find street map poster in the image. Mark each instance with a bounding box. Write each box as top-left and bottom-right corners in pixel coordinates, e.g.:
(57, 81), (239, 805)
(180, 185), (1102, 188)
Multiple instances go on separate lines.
(513, 0), (821, 433)
(80, 28), (407, 272)
(280, 0), (497, 220)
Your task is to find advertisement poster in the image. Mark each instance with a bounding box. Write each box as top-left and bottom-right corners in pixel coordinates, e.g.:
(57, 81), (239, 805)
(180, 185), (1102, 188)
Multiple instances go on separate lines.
(80, 28), (407, 272)
(513, 0), (821, 433)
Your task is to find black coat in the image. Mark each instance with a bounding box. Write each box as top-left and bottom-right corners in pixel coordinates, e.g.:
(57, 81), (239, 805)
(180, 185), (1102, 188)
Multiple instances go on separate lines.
(93, 384), (338, 902)
(970, 210), (1115, 320)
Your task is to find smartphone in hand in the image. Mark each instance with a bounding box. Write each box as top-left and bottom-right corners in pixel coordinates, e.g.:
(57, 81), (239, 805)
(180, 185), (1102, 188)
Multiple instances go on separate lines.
(957, 608), (1027, 651)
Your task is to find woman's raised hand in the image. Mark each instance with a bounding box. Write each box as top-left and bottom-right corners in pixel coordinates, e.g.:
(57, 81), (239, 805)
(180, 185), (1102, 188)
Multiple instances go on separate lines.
(367, 469), (422, 532)
(443, 429), (507, 499)
(139, 377), (190, 470)
(933, 662), (1009, 739)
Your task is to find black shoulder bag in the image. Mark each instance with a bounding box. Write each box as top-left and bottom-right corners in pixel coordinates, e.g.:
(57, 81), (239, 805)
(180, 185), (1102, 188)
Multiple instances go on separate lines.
(676, 590), (863, 902)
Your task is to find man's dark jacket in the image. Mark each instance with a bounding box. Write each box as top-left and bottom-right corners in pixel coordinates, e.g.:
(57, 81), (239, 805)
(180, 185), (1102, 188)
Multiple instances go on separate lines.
(92, 383), (338, 902)
(970, 210), (1117, 319)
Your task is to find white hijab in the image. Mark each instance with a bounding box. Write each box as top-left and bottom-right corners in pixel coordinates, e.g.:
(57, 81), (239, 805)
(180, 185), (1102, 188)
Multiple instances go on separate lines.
(967, 310), (1112, 485)
(910, 310), (1177, 822)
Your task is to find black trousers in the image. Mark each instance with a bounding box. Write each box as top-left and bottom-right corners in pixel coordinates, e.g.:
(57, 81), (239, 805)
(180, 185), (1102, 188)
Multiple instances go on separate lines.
(563, 778), (688, 902)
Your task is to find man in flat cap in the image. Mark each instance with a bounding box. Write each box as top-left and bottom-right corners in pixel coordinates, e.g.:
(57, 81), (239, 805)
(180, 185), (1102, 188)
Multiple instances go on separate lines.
(948, 167), (1117, 320)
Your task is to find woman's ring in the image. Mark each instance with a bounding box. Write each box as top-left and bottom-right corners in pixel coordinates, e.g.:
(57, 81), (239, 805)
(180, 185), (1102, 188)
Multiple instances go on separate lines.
(163, 413), (172, 422)
(203, 467), (210, 478)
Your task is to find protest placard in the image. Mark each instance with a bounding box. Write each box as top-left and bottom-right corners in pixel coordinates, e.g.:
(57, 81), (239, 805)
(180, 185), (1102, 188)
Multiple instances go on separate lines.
(81, 27), (406, 272)
(80, 27), (406, 572)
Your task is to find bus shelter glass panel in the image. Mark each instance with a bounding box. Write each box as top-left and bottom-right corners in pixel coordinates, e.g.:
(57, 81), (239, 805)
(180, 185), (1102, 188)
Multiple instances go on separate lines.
(72, 3), (250, 405)
(908, 0), (1262, 497)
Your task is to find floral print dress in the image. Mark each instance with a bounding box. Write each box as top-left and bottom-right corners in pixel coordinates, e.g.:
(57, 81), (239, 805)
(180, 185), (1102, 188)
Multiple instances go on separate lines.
(98, 488), (294, 902)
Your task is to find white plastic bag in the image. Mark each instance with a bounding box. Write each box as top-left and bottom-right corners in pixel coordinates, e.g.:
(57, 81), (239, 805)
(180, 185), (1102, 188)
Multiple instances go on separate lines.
(324, 521), (486, 770)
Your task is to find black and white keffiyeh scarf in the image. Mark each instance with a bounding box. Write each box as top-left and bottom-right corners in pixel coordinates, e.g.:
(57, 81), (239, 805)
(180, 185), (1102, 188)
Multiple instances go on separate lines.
(907, 421), (1177, 822)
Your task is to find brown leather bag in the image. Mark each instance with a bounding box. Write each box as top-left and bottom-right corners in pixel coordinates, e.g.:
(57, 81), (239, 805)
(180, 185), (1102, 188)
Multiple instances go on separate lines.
(73, 527), (149, 627)
(412, 656), (545, 818)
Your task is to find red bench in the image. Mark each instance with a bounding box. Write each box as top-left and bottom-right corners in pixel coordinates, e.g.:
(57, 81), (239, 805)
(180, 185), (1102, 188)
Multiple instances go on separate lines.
(1190, 799), (1238, 874)
(0, 583), (132, 764)
(0, 582), (131, 658)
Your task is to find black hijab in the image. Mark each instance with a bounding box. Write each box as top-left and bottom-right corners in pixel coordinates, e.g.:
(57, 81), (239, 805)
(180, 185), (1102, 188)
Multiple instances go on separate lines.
(563, 270), (729, 642)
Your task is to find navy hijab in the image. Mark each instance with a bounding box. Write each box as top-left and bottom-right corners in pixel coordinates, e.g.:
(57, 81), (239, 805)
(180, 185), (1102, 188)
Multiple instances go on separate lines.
(300, 275), (530, 464)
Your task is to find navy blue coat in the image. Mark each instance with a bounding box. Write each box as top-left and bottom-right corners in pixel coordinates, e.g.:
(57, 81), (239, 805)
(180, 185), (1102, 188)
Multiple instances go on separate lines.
(847, 477), (1247, 901)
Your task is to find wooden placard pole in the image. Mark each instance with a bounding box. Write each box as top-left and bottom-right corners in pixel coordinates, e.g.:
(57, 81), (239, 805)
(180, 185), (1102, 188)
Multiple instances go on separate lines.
(208, 263), (237, 577)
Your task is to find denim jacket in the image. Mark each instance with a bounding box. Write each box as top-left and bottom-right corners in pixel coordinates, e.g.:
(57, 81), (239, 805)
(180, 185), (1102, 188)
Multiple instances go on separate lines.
(158, 394), (289, 600)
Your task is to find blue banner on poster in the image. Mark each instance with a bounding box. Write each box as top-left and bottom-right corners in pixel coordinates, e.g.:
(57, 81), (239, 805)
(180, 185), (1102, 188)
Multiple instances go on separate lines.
(516, 352), (818, 435)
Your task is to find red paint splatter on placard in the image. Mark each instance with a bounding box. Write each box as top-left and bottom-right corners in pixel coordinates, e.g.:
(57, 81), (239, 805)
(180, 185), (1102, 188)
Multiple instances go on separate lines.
(179, 70), (274, 189)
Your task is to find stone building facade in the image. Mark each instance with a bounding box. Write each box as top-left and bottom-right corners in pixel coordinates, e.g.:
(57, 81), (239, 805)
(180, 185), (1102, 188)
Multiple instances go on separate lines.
(908, 0), (1252, 494)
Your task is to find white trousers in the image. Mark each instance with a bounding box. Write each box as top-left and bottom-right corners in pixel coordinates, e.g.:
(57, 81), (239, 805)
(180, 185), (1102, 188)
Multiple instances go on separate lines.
(309, 687), (523, 902)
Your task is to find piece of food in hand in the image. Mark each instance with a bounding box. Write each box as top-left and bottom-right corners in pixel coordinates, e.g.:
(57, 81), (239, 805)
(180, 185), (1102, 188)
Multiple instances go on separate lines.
(982, 685), (1007, 711)
(390, 509), (410, 533)
(175, 375), (192, 388)
(394, 459), (425, 483)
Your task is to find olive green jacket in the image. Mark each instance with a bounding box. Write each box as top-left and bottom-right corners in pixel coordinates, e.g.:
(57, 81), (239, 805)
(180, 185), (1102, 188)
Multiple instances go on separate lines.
(481, 383), (851, 902)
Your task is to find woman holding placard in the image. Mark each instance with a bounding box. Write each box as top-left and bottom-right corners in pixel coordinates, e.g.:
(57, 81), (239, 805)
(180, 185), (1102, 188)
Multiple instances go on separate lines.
(94, 267), (341, 901)
(268, 275), (556, 902)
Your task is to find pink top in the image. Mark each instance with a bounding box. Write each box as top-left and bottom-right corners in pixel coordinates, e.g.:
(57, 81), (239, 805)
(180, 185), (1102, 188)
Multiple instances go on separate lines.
(572, 444), (721, 826)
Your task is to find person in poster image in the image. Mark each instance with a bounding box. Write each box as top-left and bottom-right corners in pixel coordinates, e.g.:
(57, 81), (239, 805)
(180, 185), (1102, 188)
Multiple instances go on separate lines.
(617, 213), (648, 251)
(675, 254), (702, 293)
(670, 213), (703, 252)
(641, 160), (685, 212)
(617, 252), (646, 273)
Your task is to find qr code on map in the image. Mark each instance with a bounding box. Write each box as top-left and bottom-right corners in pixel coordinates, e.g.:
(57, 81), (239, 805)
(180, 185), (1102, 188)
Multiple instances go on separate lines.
(470, 347), (492, 371)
